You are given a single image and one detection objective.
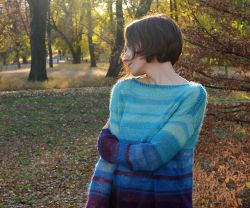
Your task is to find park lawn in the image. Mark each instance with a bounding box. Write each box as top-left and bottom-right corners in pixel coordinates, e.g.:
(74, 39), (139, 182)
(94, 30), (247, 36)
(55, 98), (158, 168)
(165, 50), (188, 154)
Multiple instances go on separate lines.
(0, 85), (249, 207)
(1, 62), (249, 93)
(0, 87), (110, 207)
(0, 63), (117, 91)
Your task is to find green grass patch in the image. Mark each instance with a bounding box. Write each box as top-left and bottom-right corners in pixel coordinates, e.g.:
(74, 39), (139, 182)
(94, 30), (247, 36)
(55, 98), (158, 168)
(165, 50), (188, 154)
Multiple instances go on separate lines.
(208, 89), (250, 104)
(0, 88), (110, 206)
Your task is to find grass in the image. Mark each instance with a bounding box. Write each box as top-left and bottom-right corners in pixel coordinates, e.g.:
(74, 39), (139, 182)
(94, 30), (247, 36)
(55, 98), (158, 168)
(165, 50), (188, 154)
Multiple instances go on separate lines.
(0, 63), (249, 207)
(1, 88), (249, 207)
(0, 63), (116, 91)
(208, 88), (250, 104)
(0, 88), (110, 207)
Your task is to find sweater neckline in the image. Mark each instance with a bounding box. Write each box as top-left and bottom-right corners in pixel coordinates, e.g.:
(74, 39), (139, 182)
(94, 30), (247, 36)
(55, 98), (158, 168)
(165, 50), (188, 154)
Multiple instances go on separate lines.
(131, 77), (192, 89)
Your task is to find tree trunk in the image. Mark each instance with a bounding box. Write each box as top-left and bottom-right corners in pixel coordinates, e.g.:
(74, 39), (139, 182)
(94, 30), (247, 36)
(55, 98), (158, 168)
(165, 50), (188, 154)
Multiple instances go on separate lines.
(50, 0), (85, 65)
(47, 0), (53, 68)
(28, 0), (48, 81)
(22, 56), (28, 64)
(15, 48), (21, 69)
(2, 53), (7, 65)
(72, 46), (82, 64)
(170, 0), (174, 19)
(87, 0), (97, 67)
(106, 0), (124, 77)
(135, 0), (153, 18)
(108, 0), (115, 40)
(173, 0), (178, 22)
(156, 0), (159, 10)
(106, 0), (153, 78)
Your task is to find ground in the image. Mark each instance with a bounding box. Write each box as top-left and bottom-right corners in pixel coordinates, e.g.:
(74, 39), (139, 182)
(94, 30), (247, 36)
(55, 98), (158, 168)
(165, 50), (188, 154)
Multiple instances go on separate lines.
(0, 63), (249, 207)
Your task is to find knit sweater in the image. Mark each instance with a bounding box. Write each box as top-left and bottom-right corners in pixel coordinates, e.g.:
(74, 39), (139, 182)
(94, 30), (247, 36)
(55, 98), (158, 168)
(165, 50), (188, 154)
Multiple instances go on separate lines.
(85, 77), (208, 208)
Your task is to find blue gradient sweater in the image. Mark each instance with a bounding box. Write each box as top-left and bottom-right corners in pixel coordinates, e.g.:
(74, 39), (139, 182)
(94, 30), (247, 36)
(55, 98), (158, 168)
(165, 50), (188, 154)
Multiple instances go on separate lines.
(85, 77), (208, 208)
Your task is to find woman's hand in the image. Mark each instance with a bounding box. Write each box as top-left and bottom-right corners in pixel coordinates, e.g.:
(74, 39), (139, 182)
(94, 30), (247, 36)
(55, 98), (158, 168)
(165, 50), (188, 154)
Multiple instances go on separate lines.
(102, 118), (110, 129)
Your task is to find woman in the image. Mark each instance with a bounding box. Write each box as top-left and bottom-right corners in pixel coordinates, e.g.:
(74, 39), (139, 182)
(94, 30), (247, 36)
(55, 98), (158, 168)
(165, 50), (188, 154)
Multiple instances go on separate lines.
(85, 13), (208, 208)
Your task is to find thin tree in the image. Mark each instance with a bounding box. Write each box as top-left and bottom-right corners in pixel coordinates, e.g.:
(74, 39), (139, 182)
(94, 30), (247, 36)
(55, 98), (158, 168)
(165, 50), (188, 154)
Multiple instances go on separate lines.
(106, 0), (124, 77)
(47, 0), (53, 68)
(173, 0), (178, 22)
(106, 0), (153, 78)
(50, 0), (85, 64)
(135, 0), (153, 18)
(170, 0), (174, 19)
(87, 0), (97, 67)
(107, 0), (115, 41)
(169, 0), (178, 21)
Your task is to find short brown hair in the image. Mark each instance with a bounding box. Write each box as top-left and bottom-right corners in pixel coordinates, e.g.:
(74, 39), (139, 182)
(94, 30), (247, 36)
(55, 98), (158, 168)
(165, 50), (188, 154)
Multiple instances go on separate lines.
(122, 14), (183, 65)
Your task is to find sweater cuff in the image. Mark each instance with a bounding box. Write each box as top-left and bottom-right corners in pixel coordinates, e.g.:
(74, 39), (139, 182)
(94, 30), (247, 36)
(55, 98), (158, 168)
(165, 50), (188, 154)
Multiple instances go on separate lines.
(98, 128), (119, 164)
(116, 141), (133, 170)
(101, 128), (112, 135)
(100, 128), (133, 170)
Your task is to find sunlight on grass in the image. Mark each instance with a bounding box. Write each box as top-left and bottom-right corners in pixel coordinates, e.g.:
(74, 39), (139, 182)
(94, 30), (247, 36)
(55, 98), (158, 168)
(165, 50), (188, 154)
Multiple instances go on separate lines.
(231, 91), (250, 100)
(207, 89), (250, 104)
(0, 63), (116, 91)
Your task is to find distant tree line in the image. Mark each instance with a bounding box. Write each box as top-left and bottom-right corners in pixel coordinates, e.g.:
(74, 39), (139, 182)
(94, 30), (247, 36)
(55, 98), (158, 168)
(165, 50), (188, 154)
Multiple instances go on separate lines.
(0, 0), (249, 93)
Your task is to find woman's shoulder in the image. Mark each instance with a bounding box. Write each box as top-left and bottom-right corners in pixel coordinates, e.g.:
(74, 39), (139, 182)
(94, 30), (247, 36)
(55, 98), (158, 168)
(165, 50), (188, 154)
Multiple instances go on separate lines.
(188, 82), (207, 95)
(110, 77), (132, 96)
(112, 77), (134, 91)
(116, 76), (134, 84)
(183, 82), (208, 105)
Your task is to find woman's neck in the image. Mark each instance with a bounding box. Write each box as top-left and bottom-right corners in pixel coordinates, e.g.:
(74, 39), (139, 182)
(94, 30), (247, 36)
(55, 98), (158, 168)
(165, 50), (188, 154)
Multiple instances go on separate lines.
(141, 61), (188, 85)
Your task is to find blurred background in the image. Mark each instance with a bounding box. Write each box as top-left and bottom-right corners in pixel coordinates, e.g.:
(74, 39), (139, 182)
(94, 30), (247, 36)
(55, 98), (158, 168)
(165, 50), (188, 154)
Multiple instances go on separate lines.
(0, 0), (249, 207)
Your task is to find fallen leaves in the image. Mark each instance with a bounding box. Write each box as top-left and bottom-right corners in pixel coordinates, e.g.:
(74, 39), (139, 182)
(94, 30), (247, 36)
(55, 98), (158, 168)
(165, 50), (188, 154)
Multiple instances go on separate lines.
(0, 87), (249, 207)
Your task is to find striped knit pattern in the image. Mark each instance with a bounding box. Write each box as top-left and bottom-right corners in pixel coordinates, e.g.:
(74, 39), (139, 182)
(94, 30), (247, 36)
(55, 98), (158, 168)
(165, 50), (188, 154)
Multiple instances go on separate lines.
(85, 77), (208, 208)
